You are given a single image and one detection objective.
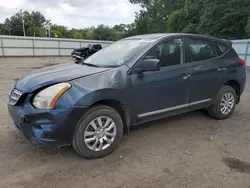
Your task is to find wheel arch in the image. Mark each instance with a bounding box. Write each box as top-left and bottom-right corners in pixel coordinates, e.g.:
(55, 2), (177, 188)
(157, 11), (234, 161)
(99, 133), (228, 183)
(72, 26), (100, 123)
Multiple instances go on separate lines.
(90, 99), (130, 134)
(224, 80), (240, 104)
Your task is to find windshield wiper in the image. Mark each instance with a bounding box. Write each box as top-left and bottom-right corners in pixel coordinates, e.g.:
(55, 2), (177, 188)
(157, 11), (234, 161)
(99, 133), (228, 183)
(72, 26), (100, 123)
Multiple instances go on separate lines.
(81, 61), (99, 67)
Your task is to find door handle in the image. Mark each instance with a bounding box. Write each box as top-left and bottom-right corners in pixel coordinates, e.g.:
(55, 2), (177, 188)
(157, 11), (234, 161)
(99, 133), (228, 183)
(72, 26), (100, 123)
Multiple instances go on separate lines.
(217, 67), (227, 71)
(179, 74), (191, 80)
(183, 74), (191, 80)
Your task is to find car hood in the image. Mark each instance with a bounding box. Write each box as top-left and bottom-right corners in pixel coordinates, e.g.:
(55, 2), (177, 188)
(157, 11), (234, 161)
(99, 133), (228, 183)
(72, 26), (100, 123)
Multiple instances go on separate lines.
(15, 63), (111, 93)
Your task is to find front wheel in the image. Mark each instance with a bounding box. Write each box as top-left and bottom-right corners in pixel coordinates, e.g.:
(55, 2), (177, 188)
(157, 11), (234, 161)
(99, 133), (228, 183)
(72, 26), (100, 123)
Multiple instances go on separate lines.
(73, 105), (123, 159)
(208, 86), (236, 120)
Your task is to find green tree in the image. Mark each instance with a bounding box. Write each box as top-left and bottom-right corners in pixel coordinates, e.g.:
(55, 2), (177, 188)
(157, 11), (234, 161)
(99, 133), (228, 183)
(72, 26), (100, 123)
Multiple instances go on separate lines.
(0, 24), (4, 34)
(50, 24), (69, 38)
(1, 2), (250, 40)
(27, 26), (45, 37)
(113, 24), (127, 33)
(3, 19), (12, 35)
(198, 0), (250, 39)
(246, 18), (250, 37)
(130, 0), (185, 34)
(68, 29), (83, 39)
(1, 10), (50, 37)
(92, 24), (112, 40)
(26, 11), (50, 28)
(0, 23), (8, 35)
(167, 0), (202, 33)
(167, 8), (188, 33)
(112, 24), (138, 40)
(125, 23), (137, 37)
(181, 23), (196, 33)
(3, 11), (26, 36)
(85, 29), (94, 39)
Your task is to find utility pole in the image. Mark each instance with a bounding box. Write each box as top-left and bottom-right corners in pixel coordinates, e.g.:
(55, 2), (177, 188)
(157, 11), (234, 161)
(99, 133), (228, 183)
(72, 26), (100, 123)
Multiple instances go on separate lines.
(45, 24), (51, 38)
(48, 28), (51, 38)
(20, 9), (26, 37)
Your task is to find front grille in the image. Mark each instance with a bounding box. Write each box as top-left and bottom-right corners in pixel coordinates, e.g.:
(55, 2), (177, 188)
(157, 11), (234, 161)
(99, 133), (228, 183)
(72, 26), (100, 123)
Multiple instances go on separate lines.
(8, 89), (23, 105)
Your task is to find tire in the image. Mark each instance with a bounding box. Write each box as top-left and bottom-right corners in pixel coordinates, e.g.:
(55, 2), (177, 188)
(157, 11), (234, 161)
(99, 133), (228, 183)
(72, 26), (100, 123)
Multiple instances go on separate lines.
(208, 85), (237, 120)
(72, 105), (123, 159)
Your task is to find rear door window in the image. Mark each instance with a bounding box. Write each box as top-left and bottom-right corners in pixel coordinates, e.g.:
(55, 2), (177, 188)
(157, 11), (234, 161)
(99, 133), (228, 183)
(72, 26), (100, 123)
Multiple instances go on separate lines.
(185, 38), (218, 63)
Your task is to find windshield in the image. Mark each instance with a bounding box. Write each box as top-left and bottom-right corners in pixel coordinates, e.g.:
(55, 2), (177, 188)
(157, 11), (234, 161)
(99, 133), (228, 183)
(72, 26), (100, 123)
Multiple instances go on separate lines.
(84, 39), (151, 67)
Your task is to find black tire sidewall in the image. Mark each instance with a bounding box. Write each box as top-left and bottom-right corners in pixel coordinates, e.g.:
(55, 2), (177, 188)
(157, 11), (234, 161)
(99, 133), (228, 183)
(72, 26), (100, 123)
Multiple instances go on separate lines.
(215, 86), (236, 119)
(73, 105), (123, 159)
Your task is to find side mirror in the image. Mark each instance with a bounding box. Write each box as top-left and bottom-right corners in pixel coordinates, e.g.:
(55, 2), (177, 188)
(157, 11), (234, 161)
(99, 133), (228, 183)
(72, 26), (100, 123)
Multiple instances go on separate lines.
(130, 59), (161, 74)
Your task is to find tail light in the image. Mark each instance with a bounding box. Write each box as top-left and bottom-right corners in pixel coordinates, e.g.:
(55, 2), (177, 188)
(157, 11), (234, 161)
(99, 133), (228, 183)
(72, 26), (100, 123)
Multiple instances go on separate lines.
(238, 58), (246, 69)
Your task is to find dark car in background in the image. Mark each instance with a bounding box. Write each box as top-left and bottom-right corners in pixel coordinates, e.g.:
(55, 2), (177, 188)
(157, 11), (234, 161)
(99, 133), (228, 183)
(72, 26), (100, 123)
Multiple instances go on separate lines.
(8, 33), (246, 159)
(71, 44), (102, 60)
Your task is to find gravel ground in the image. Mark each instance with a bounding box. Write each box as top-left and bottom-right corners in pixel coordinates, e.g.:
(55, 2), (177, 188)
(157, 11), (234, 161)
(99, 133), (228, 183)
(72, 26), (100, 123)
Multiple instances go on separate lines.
(0, 57), (250, 188)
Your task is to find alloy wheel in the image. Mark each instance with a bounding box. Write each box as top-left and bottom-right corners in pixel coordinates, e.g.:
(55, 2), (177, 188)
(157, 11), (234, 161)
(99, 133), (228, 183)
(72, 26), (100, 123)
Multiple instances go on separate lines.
(84, 116), (117, 151)
(220, 92), (235, 115)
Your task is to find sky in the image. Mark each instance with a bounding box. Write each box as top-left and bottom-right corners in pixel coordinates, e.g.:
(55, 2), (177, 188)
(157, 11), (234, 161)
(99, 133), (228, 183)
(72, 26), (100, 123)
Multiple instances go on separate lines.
(0, 0), (141, 28)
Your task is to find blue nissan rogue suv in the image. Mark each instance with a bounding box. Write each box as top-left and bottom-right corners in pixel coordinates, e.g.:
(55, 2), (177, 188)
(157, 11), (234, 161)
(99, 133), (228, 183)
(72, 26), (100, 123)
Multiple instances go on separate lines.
(8, 33), (246, 158)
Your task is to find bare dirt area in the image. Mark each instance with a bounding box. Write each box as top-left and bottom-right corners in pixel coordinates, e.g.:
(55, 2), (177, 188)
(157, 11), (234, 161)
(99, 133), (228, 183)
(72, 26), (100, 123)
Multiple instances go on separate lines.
(0, 57), (250, 188)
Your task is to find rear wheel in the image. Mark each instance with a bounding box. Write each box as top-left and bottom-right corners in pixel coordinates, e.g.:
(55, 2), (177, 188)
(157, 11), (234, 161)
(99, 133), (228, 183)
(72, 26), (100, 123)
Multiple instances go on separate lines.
(73, 105), (123, 159)
(208, 86), (236, 119)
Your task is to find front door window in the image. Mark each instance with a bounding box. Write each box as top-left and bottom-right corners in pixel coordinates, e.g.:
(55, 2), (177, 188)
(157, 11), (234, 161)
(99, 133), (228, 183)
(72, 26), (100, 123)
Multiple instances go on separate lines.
(145, 39), (184, 67)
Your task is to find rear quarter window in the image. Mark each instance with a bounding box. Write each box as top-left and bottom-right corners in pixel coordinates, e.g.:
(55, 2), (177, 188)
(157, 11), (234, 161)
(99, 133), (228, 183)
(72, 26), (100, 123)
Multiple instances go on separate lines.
(216, 43), (229, 55)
